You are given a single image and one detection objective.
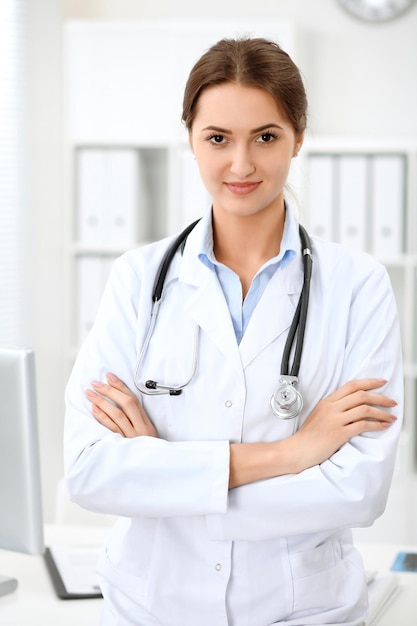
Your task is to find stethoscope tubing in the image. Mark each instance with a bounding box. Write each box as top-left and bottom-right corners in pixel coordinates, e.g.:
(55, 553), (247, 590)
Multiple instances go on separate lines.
(152, 219), (201, 304)
(281, 225), (312, 378)
(134, 216), (313, 416)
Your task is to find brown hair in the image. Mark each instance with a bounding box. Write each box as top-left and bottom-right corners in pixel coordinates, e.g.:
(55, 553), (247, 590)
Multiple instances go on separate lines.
(182, 37), (308, 136)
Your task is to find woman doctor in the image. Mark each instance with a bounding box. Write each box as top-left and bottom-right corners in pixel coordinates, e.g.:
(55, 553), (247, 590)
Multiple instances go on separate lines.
(64, 38), (403, 626)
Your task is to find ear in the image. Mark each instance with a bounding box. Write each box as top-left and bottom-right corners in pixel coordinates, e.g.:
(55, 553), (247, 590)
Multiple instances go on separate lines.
(188, 131), (194, 155)
(293, 132), (305, 158)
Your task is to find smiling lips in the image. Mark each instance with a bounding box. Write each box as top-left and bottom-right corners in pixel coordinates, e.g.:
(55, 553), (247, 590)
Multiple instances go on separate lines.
(225, 181), (261, 195)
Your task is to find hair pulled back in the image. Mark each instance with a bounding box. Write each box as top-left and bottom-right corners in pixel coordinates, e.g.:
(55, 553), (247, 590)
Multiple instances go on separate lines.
(182, 37), (308, 136)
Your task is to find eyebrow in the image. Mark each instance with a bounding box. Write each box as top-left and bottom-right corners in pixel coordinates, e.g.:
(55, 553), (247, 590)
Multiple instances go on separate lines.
(201, 123), (284, 134)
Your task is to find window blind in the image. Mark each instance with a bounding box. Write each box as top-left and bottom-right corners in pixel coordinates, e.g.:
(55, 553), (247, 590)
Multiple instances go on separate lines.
(0, 0), (29, 346)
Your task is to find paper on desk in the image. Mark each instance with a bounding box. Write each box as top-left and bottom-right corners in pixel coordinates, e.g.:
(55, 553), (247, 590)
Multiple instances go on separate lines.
(366, 571), (400, 626)
(48, 544), (102, 596)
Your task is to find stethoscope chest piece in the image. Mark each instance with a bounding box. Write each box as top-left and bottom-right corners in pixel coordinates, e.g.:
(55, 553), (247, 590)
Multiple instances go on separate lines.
(270, 375), (303, 419)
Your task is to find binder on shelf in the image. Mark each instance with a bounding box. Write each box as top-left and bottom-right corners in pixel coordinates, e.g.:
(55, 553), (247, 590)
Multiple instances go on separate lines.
(371, 154), (405, 258)
(76, 149), (106, 244)
(176, 147), (211, 228)
(385, 266), (406, 354)
(75, 257), (114, 346)
(414, 271), (417, 364)
(76, 257), (102, 346)
(76, 148), (148, 247)
(306, 155), (335, 241)
(105, 149), (147, 246)
(338, 155), (368, 251)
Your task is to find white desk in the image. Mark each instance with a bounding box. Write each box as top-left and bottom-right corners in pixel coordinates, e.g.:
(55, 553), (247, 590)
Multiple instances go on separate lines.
(356, 541), (417, 625)
(0, 525), (106, 626)
(0, 526), (415, 625)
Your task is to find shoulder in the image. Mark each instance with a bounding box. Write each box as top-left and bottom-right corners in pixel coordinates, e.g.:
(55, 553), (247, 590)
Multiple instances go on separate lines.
(311, 235), (387, 283)
(308, 235), (394, 310)
(112, 234), (179, 278)
(112, 217), (206, 283)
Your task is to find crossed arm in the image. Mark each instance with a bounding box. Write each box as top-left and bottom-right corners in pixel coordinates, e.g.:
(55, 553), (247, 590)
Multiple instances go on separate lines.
(86, 374), (397, 489)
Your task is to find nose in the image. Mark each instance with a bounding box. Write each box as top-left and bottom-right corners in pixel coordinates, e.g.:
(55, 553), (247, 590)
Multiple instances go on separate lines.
(230, 144), (255, 179)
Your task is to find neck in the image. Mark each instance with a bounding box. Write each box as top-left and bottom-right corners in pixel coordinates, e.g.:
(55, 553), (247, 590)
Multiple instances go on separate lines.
(212, 202), (286, 297)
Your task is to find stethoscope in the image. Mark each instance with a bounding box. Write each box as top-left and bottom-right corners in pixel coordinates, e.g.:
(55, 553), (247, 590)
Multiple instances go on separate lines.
(134, 218), (312, 420)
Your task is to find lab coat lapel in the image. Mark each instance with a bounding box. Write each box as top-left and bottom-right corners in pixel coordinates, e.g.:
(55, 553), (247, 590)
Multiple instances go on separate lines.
(239, 257), (303, 369)
(184, 270), (243, 372)
(176, 216), (304, 373)
(177, 220), (242, 373)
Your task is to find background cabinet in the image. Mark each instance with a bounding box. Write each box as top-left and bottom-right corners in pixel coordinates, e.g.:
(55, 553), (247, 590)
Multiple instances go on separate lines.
(70, 144), (209, 348)
(298, 138), (417, 474)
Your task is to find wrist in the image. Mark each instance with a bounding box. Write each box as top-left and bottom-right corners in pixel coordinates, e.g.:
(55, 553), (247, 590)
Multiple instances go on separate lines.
(229, 439), (301, 489)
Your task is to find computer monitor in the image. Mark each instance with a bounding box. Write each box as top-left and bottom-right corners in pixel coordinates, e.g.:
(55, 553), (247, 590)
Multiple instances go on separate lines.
(0, 348), (44, 596)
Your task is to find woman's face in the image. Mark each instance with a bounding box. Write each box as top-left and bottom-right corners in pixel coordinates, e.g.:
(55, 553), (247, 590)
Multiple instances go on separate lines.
(189, 82), (303, 221)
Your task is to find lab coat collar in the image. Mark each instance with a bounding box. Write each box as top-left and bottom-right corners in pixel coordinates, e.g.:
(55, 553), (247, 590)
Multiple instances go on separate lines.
(178, 207), (304, 370)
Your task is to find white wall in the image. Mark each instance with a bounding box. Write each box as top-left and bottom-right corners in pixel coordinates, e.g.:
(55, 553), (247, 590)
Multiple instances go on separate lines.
(63, 0), (417, 138)
(29, 0), (416, 522)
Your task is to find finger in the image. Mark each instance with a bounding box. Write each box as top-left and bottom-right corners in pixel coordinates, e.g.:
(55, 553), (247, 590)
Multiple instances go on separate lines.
(106, 372), (136, 396)
(329, 379), (388, 403)
(336, 389), (397, 414)
(90, 403), (125, 436)
(91, 379), (142, 419)
(86, 390), (137, 436)
(93, 378), (155, 434)
(343, 404), (397, 426)
(344, 415), (395, 439)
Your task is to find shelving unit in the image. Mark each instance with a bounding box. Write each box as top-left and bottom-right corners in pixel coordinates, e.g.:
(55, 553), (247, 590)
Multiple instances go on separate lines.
(68, 143), (209, 351)
(298, 137), (417, 474)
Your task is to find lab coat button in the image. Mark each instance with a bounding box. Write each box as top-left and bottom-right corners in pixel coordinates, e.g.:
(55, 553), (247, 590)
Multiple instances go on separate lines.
(225, 400), (232, 408)
(215, 563), (222, 571)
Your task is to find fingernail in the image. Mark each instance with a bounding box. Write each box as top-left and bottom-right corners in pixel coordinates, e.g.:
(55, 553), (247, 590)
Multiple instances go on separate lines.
(107, 373), (118, 383)
(91, 381), (102, 389)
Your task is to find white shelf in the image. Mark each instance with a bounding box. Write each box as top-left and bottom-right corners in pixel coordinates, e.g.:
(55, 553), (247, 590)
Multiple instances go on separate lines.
(299, 139), (417, 474)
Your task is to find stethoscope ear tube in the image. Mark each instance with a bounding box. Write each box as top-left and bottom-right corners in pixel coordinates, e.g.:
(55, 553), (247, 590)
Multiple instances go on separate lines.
(152, 219), (201, 303)
(134, 219), (202, 396)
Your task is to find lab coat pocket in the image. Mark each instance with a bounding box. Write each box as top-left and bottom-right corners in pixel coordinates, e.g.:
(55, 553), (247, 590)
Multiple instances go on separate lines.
(97, 544), (147, 606)
(96, 518), (158, 607)
(289, 538), (345, 614)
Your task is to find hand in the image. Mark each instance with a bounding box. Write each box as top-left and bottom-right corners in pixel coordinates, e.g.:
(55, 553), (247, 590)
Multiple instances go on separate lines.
(85, 373), (158, 438)
(290, 378), (398, 473)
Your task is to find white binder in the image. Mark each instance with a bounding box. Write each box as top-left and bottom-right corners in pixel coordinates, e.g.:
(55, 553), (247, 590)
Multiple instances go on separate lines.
(77, 148), (145, 247)
(338, 155), (368, 251)
(371, 155), (405, 257)
(105, 149), (146, 246)
(75, 257), (110, 345)
(306, 155), (335, 241)
(76, 150), (106, 244)
(173, 147), (211, 230)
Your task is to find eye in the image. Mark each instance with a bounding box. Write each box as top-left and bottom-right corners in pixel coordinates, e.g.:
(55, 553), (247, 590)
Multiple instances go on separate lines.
(256, 132), (278, 143)
(207, 134), (227, 145)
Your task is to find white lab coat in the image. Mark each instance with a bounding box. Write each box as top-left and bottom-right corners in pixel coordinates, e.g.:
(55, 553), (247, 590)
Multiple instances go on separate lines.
(64, 208), (403, 626)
